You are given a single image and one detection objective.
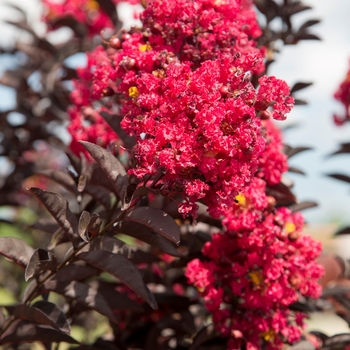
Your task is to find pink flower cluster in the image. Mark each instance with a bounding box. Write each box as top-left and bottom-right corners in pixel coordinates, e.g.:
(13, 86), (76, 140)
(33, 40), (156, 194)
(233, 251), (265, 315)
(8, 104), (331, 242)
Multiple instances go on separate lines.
(186, 178), (323, 350)
(120, 53), (267, 218)
(67, 0), (294, 217)
(43, 0), (139, 36)
(333, 61), (350, 125)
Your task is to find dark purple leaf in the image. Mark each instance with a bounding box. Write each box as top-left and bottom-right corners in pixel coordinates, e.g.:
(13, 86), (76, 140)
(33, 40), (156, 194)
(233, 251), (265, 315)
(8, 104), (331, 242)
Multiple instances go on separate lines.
(38, 169), (77, 194)
(77, 250), (157, 309)
(86, 236), (159, 264)
(29, 188), (79, 245)
(51, 16), (87, 38)
(73, 343), (118, 350)
(323, 333), (350, 350)
(25, 248), (57, 281)
(30, 219), (60, 234)
(78, 211), (91, 242)
(123, 183), (137, 209)
(89, 280), (143, 311)
(288, 166), (305, 175)
(21, 281), (37, 303)
(4, 303), (68, 333)
(84, 184), (112, 210)
(294, 99), (308, 105)
(87, 214), (101, 236)
(5, 20), (37, 37)
(154, 293), (192, 310)
(266, 183), (297, 206)
(310, 331), (328, 343)
(48, 229), (71, 250)
(32, 301), (70, 333)
(115, 221), (182, 257)
(254, 0), (279, 22)
(334, 226), (350, 236)
(322, 285), (350, 298)
(330, 143), (350, 156)
(122, 207), (180, 245)
(283, 145), (312, 158)
(61, 66), (78, 80)
(0, 323), (78, 345)
(53, 265), (101, 282)
(78, 164), (115, 193)
(298, 19), (320, 32)
(327, 173), (350, 184)
(190, 324), (221, 350)
(289, 301), (316, 313)
(6, 21), (56, 53)
(0, 237), (34, 269)
(288, 3), (311, 15)
(79, 141), (128, 200)
(0, 71), (22, 89)
(44, 280), (117, 323)
(290, 201), (317, 213)
(295, 33), (321, 41)
(66, 151), (83, 175)
(122, 185), (150, 211)
(0, 308), (5, 329)
(96, 0), (119, 25)
(100, 111), (136, 149)
(290, 82), (313, 94)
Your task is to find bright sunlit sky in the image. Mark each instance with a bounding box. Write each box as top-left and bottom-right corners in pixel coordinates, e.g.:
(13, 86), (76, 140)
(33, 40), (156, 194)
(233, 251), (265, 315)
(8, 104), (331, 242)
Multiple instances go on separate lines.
(1, 0), (350, 225)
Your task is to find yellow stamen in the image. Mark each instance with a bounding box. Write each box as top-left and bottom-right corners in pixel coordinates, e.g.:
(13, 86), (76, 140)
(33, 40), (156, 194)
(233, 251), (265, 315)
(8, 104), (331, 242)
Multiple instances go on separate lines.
(139, 44), (152, 52)
(235, 193), (247, 207)
(261, 330), (275, 342)
(86, 0), (100, 10)
(249, 271), (263, 286)
(128, 87), (140, 98)
(285, 222), (296, 234)
(197, 286), (205, 293)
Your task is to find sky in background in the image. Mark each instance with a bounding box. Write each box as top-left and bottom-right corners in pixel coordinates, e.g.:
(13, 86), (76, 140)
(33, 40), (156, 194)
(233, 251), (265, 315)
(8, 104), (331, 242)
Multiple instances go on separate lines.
(1, 0), (350, 226)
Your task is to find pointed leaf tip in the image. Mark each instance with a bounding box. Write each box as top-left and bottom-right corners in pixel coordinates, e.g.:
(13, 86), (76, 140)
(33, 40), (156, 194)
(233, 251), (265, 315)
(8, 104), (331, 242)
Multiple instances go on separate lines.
(123, 207), (181, 245)
(78, 141), (128, 200)
(0, 237), (34, 269)
(77, 250), (158, 309)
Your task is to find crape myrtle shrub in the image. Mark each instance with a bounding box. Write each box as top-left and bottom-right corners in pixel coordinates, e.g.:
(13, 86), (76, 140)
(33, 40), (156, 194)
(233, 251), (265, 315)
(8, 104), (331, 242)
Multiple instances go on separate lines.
(0, 1), (349, 350)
